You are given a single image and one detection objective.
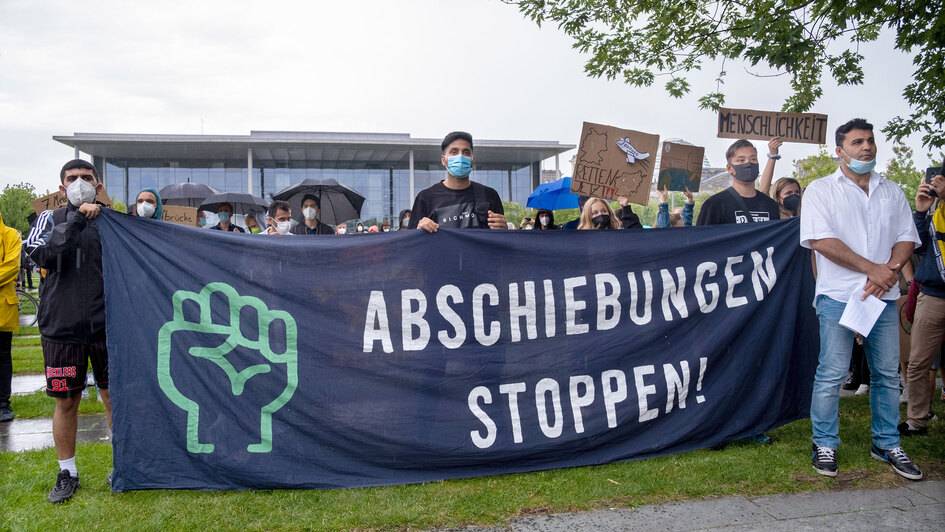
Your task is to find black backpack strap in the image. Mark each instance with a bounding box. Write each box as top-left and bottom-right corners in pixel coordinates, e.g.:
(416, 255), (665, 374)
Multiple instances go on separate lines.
(472, 182), (491, 227)
(726, 187), (755, 223)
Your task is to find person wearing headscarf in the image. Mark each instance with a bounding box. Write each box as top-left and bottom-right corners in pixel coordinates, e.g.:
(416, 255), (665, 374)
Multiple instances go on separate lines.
(130, 188), (163, 220)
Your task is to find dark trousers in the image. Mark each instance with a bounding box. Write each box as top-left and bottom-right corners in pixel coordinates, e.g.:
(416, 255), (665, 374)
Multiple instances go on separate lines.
(0, 331), (11, 404)
(850, 340), (871, 386)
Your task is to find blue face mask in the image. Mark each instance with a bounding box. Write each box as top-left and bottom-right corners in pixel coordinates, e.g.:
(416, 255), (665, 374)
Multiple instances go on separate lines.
(218, 212), (230, 223)
(446, 154), (472, 178)
(841, 149), (876, 174)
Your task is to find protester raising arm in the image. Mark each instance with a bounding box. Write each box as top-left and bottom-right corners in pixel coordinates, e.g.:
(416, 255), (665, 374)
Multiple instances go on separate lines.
(655, 188), (670, 228)
(614, 196), (643, 229)
(656, 187), (695, 228)
(680, 187), (694, 226)
(758, 137), (783, 197)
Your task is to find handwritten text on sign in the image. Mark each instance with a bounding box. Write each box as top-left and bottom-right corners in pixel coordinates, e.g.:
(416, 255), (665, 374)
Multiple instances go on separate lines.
(717, 108), (828, 144)
(161, 205), (200, 227)
(31, 187), (112, 215)
(571, 122), (659, 205)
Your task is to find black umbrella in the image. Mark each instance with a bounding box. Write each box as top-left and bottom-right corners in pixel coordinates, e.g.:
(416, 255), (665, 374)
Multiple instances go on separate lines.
(198, 192), (269, 215)
(159, 183), (222, 207)
(271, 178), (365, 225)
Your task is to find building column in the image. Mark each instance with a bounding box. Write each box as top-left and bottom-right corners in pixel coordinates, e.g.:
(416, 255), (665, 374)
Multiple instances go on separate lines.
(74, 147), (80, 159)
(507, 169), (513, 202)
(92, 156), (105, 188)
(124, 166), (130, 206)
(247, 148), (254, 196)
(389, 168), (394, 221)
(409, 149), (415, 201)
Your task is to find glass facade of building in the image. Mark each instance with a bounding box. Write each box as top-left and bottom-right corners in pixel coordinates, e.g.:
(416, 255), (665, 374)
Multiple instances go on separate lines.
(106, 162), (535, 223)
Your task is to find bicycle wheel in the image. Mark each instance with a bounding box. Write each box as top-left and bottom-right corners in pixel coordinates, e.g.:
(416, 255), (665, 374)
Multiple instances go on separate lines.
(16, 288), (39, 327)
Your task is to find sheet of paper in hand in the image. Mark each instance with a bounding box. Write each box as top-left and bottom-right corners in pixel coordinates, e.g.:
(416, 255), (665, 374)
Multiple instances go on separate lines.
(657, 142), (705, 192)
(571, 122), (659, 205)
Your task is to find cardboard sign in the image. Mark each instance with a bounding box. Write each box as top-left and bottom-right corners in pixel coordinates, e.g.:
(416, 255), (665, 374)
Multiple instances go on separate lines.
(571, 122), (659, 205)
(161, 205), (200, 227)
(657, 142), (705, 192)
(717, 107), (828, 144)
(31, 186), (112, 215)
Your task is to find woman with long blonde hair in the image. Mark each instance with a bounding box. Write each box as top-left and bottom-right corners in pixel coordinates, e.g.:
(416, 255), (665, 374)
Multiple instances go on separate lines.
(577, 197), (621, 230)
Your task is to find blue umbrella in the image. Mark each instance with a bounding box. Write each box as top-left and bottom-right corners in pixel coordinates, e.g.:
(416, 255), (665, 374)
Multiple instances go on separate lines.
(526, 177), (579, 210)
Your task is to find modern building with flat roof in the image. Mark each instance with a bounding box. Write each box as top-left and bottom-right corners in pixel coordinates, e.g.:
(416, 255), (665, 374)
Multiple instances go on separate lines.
(54, 131), (574, 222)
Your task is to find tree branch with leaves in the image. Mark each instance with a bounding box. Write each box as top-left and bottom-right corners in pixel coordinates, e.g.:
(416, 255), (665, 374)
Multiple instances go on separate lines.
(503, 0), (944, 148)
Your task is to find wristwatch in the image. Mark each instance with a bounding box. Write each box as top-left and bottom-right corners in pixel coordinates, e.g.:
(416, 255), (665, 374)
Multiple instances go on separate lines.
(767, 153), (781, 160)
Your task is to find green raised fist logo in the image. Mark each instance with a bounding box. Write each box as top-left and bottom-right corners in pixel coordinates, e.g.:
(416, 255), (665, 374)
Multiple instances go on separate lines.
(157, 282), (298, 453)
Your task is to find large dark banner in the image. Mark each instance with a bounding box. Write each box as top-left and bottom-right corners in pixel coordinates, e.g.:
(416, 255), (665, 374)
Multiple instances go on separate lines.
(96, 210), (818, 491)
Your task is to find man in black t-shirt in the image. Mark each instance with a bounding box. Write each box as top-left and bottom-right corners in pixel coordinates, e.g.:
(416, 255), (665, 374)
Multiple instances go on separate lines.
(696, 139), (780, 225)
(696, 139), (778, 447)
(408, 131), (507, 232)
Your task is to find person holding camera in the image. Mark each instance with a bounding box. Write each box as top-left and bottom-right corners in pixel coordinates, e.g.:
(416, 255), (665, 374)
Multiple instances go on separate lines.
(902, 168), (945, 437)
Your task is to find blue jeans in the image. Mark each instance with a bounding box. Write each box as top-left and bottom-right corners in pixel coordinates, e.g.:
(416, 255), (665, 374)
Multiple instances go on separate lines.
(811, 295), (901, 450)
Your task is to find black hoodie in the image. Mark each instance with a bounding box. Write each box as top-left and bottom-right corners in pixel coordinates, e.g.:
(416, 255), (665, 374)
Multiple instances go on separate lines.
(25, 202), (106, 343)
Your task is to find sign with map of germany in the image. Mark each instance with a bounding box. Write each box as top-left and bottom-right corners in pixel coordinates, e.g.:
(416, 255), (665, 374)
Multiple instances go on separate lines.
(657, 142), (705, 192)
(571, 122), (659, 205)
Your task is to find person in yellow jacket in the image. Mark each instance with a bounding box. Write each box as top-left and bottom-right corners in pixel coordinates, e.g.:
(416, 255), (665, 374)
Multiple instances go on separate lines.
(0, 211), (21, 422)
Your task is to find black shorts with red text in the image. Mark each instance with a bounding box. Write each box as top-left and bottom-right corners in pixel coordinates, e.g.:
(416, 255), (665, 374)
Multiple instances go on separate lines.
(42, 338), (109, 398)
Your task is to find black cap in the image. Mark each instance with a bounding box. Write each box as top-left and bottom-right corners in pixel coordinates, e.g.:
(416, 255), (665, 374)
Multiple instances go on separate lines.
(441, 131), (473, 152)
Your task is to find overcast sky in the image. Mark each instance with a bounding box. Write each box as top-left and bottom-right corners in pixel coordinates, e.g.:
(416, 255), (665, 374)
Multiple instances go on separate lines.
(0, 0), (934, 195)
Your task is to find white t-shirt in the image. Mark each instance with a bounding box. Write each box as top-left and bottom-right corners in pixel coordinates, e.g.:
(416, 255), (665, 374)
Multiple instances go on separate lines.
(800, 167), (919, 304)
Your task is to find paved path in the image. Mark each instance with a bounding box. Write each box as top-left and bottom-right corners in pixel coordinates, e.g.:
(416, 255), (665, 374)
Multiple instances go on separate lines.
(11, 373), (45, 396)
(0, 414), (111, 453)
(449, 482), (944, 531)
(3, 375), (109, 453)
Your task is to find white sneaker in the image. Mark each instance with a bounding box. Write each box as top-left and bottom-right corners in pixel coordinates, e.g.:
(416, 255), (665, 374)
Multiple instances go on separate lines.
(855, 384), (870, 395)
(900, 386), (909, 404)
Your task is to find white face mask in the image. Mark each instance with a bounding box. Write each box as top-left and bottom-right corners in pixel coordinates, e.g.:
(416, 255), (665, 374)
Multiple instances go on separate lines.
(136, 202), (156, 218)
(272, 220), (292, 235)
(337, 226), (347, 234)
(66, 178), (97, 207)
(383, 227), (390, 232)
(539, 216), (550, 226)
(401, 216), (410, 227)
(303, 207), (318, 220)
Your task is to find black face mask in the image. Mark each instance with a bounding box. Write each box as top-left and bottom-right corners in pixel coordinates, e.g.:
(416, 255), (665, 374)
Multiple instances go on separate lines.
(592, 214), (610, 228)
(731, 162), (760, 182)
(782, 193), (801, 212)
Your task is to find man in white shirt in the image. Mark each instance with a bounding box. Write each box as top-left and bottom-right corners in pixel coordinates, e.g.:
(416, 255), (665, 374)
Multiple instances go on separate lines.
(800, 118), (922, 480)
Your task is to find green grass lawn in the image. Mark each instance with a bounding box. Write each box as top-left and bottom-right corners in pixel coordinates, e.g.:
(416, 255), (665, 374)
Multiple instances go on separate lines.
(8, 389), (107, 418)
(13, 325), (39, 337)
(1, 396), (942, 531)
(11, 335), (40, 347)
(12, 345), (43, 375)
